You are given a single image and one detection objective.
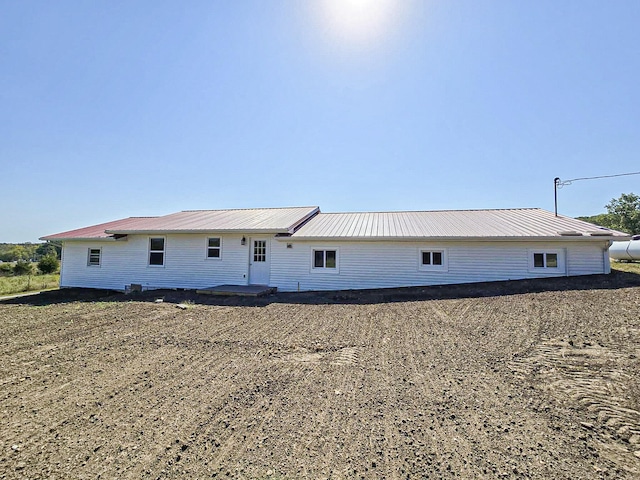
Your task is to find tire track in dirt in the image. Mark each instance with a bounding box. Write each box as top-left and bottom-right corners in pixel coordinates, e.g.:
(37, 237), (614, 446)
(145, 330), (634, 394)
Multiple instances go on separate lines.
(1, 307), (177, 402)
(399, 298), (605, 478)
(404, 299), (518, 478)
(102, 309), (315, 479)
(200, 305), (379, 479)
(509, 337), (640, 475)
(2, 304), (268, 478)
(3, 346), (228, 475)
(244, 306), (367, 478)
(122, 305), (326, 478)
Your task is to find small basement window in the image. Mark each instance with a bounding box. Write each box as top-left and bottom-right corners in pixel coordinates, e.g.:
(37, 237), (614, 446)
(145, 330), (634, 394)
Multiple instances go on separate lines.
(149, 237), (165, 266)
(533, 252), (558, 268)
(528, 249), (564, 272)
(312, 249), (337, 270)
(419, 249), (448, 272)
(87, 248), (101, 266)
(207, 237), (221, 258)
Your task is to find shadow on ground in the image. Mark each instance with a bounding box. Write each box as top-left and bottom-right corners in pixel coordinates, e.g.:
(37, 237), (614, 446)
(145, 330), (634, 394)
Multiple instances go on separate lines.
(3, 269), (640, 308)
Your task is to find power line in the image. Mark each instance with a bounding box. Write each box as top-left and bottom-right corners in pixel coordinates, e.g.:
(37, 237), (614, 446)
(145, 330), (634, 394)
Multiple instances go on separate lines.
(553, 170), (640, 216)
(557, 171), (640, 188)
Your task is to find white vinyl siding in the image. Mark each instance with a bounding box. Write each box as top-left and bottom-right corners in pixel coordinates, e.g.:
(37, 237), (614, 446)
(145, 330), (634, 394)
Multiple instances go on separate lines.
(270, 240), (608, 292)
(59, 234), (252, 291)
(567, 244), (607, 276)
(58, 237), (610, 293)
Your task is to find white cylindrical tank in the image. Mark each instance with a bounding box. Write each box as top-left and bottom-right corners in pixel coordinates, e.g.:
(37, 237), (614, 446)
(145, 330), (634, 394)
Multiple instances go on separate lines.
(610, 235), (640, 261)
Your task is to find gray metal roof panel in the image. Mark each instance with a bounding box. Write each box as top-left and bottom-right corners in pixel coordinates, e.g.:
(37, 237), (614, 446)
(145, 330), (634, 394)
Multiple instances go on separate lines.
(291, 208), (630, 239)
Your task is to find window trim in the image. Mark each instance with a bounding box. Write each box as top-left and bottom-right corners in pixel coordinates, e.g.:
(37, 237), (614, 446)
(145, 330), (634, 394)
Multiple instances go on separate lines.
(206, 237), (222, 260)
(419, 248), (448, 272)
(148, 237), (166, 267)
(87, 247), (101, 267)
(528, 248), (564, 272)
(310, 248), (339, 273)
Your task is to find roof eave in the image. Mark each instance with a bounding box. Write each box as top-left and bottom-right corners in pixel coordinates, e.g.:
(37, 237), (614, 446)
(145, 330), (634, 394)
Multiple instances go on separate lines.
(281, 235), (630, 242)
(105, 229), (291, 235)
(39, 236), (118, 242)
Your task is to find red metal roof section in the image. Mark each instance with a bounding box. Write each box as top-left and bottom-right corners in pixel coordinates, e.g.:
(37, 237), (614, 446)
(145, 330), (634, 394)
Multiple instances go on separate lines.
(105, 207), (320, 234)
(40, 217), (157, 240)
(40, 207), (320, 240)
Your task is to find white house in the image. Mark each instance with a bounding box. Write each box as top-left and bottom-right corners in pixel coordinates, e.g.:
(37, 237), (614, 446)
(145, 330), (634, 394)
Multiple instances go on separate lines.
(41, 206), (630, 292)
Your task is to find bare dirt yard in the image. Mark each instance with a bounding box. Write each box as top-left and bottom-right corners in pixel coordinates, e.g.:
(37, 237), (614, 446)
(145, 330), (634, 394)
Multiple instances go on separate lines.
(1, 271), (640, 479)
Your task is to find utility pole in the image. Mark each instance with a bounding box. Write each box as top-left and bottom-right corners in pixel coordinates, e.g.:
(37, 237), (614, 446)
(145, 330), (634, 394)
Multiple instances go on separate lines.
(554, 177), (560, 216)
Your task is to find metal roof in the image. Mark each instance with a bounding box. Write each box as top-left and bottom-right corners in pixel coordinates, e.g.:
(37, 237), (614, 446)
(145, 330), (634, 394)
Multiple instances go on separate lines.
(40, 217), (156, 241)
(41, 207), (320, 240)
(41, 207), (629, 242)
(290, 208), (630, 240)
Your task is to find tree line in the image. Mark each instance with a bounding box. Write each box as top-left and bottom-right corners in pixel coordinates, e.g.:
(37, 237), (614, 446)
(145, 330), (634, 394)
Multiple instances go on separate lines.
(577, 193), (640, 235)
(0, 242), (62, 276)
(0, 242), (61, 263)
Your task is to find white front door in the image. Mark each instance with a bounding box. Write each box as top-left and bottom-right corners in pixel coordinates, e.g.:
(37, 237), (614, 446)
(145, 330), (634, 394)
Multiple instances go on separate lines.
(249, 237), (270, 285)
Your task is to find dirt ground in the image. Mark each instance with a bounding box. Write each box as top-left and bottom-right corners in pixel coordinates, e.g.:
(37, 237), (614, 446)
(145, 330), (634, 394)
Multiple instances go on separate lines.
(1, 272), (640, 479)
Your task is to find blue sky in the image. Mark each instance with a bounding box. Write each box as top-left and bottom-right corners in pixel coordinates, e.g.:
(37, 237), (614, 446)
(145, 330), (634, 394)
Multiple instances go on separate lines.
(2, 0), (639, 242)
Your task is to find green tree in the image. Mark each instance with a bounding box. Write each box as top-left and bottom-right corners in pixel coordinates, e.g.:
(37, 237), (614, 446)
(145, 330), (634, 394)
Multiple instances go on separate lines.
(7, 245), (29, 261)
(38, 255), (60, 274)
(577, 213), (616, 229)
(0, 263), (13, 276)
(605, 193), (640, 234)
(13, 260), (34, 276)
(35, 242), (61, 260)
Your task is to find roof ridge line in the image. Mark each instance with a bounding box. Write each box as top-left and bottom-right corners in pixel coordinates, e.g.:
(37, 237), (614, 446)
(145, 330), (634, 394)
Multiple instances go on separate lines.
(319, 208), (542, 214)
(180, 206), (319, 213)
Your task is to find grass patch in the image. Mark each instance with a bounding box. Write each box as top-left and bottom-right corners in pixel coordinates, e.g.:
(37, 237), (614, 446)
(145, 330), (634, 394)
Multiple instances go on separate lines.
(611, 261), (640, 275)
(0, 274), (60, 296)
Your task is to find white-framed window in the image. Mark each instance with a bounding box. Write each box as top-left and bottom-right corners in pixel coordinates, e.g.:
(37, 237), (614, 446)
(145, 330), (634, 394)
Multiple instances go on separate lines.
(207, 237), (222, 259)
(149, 237), (165, 266)
(534, 252), (557, 268)
(312, 249), (338, 272)
(87, 248), (101, 266)
(419, 249), (448, 272)
(254, 240), (267, 262)
(528, 249), (564, 272)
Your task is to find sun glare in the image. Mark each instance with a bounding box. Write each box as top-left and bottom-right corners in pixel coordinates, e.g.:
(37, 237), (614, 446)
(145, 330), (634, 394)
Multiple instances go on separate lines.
(315, 0), (400, 49)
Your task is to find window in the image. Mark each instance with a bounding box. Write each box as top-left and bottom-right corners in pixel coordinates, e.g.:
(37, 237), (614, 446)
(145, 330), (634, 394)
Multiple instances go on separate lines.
(87, 248), (101, 266)
(528, 249), (564, 272)
(312, 249), (337, 269)
(149, 238), (165, 266)
(254, 240), (266, 262)
(533, 252), (558, 268)
(422, 251), (443, 266)
(419, 249), (448, 271)
(207, 237), (221, 259)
